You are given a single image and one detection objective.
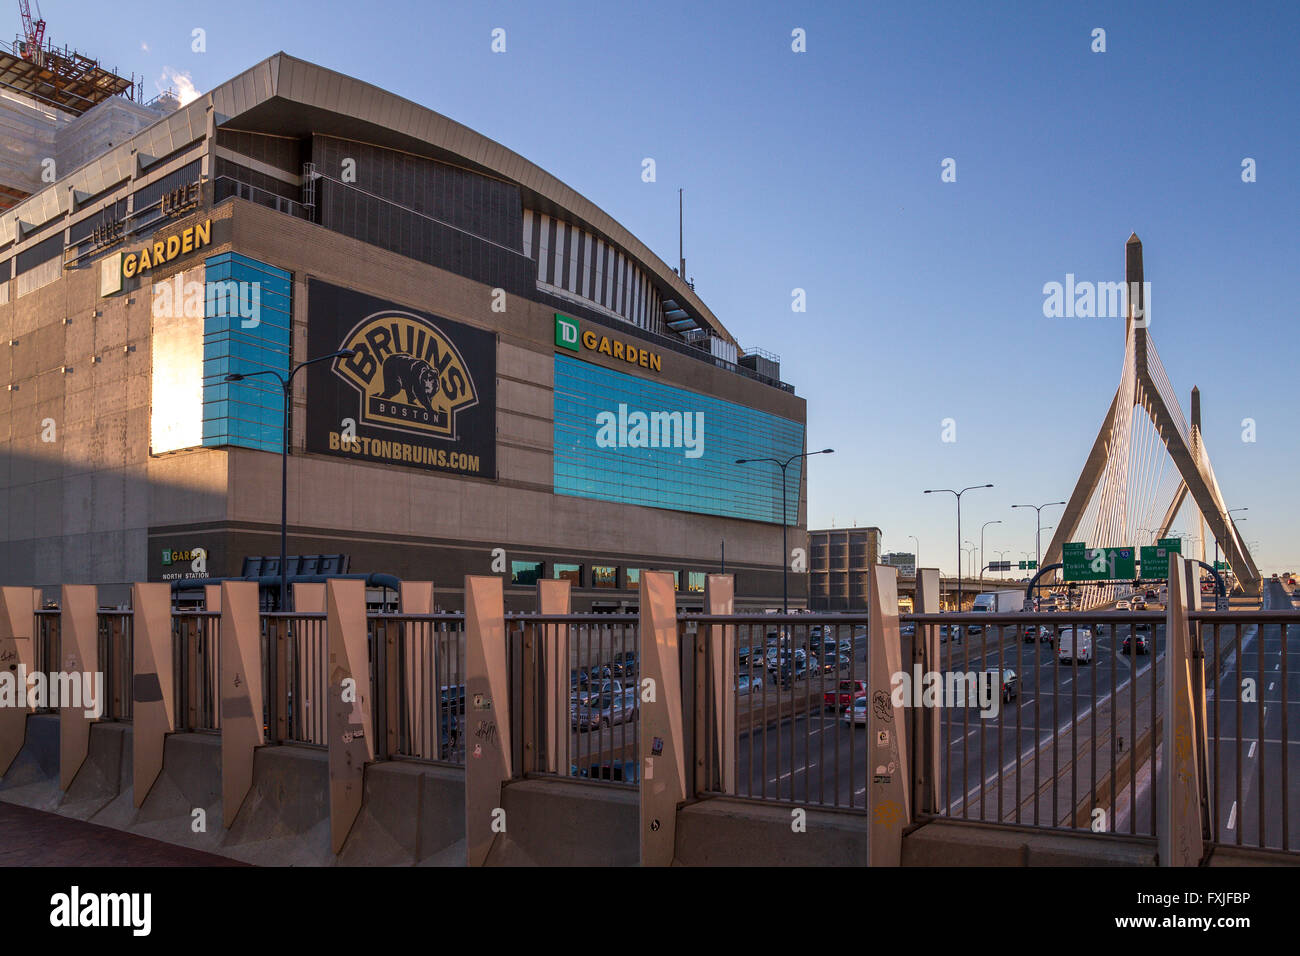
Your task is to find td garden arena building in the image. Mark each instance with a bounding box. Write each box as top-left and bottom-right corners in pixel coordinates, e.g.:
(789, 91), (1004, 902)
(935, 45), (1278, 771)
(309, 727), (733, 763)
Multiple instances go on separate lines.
(0, 53), (808, 610)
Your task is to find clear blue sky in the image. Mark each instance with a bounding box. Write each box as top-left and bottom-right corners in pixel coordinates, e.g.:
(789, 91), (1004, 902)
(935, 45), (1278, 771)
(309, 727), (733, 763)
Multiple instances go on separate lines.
(51, 0), (1299, 575)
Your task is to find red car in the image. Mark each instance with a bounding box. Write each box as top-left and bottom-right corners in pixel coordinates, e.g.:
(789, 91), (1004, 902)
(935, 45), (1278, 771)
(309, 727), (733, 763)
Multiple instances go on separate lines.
(824, 679), (866, 709)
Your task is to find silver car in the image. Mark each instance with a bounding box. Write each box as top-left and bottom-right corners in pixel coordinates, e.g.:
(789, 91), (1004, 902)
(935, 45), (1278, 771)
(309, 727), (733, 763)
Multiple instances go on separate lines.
(570, 688), (637, 731)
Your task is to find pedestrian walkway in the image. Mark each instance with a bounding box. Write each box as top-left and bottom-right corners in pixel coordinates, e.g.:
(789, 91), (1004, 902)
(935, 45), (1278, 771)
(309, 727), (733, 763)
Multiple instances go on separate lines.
(0, 802), (246, 866)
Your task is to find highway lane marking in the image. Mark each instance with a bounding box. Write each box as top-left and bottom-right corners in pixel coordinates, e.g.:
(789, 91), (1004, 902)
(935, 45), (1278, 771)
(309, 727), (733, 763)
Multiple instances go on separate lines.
(1227, 800), (1238, 831)
(948, 649), (1166, 815)
(1248, 741), (1257, 759)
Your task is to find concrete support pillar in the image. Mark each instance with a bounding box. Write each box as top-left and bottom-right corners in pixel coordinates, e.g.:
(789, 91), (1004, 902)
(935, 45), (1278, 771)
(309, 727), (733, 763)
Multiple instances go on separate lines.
(912, 568), (942, 815)
(131, 582), (174, 807)
(536, 579), (570, 775)
(59, 585), (99, 789)
(220, 581), (263, 827)
(639, 570), (683, 867)
(868, 564), (909, 865)
(464, 575), (510, 867)
(703, 574), (735, 795)
(1160, 553), (1206, 866)
(327, 578), (372, 854)
(0, 587), (36, 776)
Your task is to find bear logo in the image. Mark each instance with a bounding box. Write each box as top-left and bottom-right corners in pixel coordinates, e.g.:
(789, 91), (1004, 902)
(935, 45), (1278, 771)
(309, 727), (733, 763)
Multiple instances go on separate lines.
(377, 354), (439, 414)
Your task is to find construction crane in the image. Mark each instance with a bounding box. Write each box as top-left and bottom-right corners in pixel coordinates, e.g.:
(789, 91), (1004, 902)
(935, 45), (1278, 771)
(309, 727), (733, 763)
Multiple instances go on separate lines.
(17, 0), (46, 62)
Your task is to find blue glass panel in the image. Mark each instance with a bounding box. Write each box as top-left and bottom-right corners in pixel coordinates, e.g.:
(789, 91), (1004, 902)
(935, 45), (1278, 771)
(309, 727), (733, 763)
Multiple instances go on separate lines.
(552, 355), (804, 525)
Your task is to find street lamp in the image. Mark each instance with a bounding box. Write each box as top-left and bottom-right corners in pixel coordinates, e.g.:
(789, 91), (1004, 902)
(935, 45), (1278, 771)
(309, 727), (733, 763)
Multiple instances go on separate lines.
(994, 549), (1010, 580)
(964, 541), (977, 581)
(1012, 500), (1065, 570)
(225, 348), (355, 610)
(923, 484), (992, 614)
(1218, 508), (1248, 572)
(980, 519), (1002, 584)
(736, 448), (835, 612)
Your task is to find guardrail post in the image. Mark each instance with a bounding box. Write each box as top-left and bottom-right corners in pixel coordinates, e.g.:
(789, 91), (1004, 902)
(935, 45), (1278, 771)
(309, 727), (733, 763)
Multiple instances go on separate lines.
(912, 568), (942, 815)
(132, 582), (174, 806)
(59, 585), (98, 789)
(639, 570), (684, 867)
(327, 578), (373, 854)
(868, 564), (909, 865)
(220, 581), (263, 827)
(399, 582), (434, 762)
(703, 574), (735, 795)
(1160, 553), (1206, 866)
(464, 575), (510, 867)
(0, 586), (36, 776)
(536, 579), (570, 775)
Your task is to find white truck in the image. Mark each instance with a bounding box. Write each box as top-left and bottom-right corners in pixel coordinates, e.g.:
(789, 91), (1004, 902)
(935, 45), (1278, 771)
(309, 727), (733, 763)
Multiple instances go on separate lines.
(971, 589), (1026, 614)
(966, 589), (1026, 634)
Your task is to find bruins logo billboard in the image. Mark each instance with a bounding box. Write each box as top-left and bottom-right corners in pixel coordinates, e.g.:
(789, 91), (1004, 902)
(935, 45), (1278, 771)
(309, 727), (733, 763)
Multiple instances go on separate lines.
(306, 281), (496, 477)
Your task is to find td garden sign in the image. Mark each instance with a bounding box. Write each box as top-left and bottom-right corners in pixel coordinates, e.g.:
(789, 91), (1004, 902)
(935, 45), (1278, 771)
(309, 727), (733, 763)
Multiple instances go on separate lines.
(306, 281), (497, 477)
(100, 219), (212, 296)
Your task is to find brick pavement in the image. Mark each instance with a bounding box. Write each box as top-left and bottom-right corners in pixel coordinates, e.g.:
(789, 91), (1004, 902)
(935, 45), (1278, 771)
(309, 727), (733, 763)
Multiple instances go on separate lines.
(0, 802), (247, 866)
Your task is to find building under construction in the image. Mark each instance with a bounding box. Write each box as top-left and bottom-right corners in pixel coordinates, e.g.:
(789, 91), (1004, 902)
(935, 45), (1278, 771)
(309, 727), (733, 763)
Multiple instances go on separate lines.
(0, 2), (174, 211)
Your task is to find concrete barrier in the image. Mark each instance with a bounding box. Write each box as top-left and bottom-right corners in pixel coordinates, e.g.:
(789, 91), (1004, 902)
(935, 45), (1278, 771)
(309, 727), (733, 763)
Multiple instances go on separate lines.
(483, 777), (638, 866)
(674, 797), (869, 865)
(337, 761), (465, 866)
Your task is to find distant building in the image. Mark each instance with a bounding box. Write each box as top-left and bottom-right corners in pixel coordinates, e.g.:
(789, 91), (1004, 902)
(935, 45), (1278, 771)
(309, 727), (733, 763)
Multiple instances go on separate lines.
(881, 552), (916, 577)
(808, 527), (880, 611)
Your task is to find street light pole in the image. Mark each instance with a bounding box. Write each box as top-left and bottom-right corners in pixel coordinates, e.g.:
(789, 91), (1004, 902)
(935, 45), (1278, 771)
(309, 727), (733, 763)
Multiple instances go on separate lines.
(980, 519), (1002, 586)
(908, 535), (919, 575)
(1012, 500), (1066, 571)
(924, 484), (992, 614)
(1219, 508), (1248, 574)
(225, 348), (354, 611)
(736, 448), (835, 612)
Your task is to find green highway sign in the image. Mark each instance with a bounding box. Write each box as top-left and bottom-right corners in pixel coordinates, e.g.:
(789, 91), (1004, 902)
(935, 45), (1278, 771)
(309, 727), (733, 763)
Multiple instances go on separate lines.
(1215, 560), (1229, 570)
(1140, 545), (1174, 579)
(1063, 544), (1136, 582)
(1017, 560), (1038, 570)
(1157, 537), (1183, 553)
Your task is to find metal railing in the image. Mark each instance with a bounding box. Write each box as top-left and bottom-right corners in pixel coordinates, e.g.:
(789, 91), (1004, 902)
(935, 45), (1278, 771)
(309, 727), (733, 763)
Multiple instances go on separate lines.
(33, 610), (60, 714)
(96, 611), (133, 721)
(173, 612), (219, 732)
(369, 614), (466, 765)
(21, 598), (1295, 857)
(262, 613), (328, 747)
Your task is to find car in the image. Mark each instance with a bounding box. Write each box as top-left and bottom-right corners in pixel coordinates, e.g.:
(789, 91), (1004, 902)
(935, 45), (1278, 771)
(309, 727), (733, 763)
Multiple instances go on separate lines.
(1022, 623), (1039, 643)
(737, 673), (764, 695)
(570, 688), (637, 731)
(1144, 589), (1157, 600)
(900, 622), (916, 637)
(816, 653), (850, 675)
(1058, 626), (1094, 664)
(1122, 633), (1149, 655)
(967, 622), (983, 635)
(824, 679), (867, 709)
(1116, 600), (1131, 611)
(572, 678), (624, 706)
(1132, 598), (1146, 611)
(842, 694), (870, 726)
(986, 667), (1018, 702)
